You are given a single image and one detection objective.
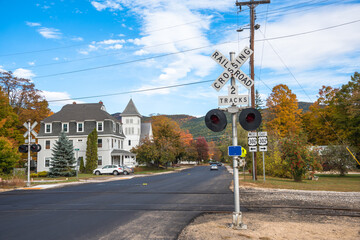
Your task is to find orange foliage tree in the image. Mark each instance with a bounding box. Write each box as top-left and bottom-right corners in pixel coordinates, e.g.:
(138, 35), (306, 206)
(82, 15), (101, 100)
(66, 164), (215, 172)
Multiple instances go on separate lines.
(264, 84), (302, 138)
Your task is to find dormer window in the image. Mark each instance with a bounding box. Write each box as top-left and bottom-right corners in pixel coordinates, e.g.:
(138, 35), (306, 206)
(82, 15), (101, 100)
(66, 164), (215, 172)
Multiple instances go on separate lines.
(77, 122), (84, 132)
(97, 121), (104, 132)
(45, 123), (52, 133)
(112, 121), (116, 132)
(62, 123), (69, 133)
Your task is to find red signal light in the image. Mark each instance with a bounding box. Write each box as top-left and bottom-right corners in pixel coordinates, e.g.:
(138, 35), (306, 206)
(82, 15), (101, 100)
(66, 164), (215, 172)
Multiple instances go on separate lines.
(246, 113), (255, 123)
(210, 115), (220, 124)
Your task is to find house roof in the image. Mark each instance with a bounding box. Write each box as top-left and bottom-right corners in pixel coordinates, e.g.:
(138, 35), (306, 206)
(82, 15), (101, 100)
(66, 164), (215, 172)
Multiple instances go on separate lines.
(42, 103), (119, 123)
(140, 123), (152, 140)
(121, 99), (142, 117)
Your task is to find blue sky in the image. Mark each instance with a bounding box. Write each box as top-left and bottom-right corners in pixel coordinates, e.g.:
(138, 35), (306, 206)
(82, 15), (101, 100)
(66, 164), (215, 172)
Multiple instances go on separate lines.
(1, 0), (359, 117)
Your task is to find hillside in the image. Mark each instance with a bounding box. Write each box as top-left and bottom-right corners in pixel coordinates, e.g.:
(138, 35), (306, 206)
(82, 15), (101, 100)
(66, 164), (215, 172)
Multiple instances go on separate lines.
(112, 101), (313, 140)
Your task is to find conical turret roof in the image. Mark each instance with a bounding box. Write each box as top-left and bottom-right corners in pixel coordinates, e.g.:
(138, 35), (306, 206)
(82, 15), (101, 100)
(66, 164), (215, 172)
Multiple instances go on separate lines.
(121, 99), (142, 117)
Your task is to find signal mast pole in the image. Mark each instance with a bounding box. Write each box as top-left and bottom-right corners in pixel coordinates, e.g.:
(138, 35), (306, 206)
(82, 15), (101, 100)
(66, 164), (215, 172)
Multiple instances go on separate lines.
(236, 0), (270, 180)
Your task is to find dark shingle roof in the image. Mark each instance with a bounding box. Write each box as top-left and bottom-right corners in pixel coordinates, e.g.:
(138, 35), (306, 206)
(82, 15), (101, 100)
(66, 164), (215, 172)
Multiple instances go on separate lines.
(43, 103), (118, 123)
(121, 99), (141, 117)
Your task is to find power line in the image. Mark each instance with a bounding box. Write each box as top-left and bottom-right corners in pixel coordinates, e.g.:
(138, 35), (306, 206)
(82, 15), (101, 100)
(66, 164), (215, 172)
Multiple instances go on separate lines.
(47, 79), (214, 102)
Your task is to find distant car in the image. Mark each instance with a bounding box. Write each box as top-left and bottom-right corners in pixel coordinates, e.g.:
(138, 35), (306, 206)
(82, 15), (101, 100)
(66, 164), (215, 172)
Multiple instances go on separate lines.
(93, 165), (124, 175)
(119, 165), (134, 175)
(210, 164), (218, 170)
(216, 162), (223, 166)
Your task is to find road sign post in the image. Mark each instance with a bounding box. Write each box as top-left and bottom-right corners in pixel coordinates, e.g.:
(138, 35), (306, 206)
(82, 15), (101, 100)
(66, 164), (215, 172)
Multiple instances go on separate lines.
(23, 120), (38, 187)
(257, 132), (268, 182)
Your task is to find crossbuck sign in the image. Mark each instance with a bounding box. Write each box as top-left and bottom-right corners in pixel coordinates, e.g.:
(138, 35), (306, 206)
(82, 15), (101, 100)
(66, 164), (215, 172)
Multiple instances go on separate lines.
(210, 47), (254, 91)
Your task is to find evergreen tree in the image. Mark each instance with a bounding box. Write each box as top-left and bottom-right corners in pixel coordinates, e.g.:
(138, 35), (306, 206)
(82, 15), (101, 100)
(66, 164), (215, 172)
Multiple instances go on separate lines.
(79, 157), (85, 173)
(49, 132), (76, 177)
(85, 128), (98, 173)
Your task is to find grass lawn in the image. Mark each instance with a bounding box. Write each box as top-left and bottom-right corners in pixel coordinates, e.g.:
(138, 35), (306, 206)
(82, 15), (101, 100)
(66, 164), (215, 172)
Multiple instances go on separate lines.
(239, 173), (360, 192)
(134, 166), (176, 175)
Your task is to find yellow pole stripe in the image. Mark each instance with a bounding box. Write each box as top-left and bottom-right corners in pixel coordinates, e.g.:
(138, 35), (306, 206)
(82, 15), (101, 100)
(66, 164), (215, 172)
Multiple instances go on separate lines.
(346, 147), (360, 165)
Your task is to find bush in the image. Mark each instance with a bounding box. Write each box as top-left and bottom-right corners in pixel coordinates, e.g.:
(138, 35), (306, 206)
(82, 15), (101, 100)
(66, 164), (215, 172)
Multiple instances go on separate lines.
(30, 173), (38, 178)
(280, 135), (322, 182)
(37, 171), (48, 177)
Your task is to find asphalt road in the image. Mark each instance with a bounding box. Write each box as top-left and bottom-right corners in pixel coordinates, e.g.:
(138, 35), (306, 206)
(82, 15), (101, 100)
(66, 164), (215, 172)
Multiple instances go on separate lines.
(0, 166), (233, 240)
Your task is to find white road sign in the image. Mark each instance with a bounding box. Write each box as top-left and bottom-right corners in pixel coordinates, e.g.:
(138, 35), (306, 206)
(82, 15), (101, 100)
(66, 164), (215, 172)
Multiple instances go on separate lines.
(249, 146), (257, 152)
(23, 121), (38, 138)
(258, 136), (268, 146)
(259, 146), (268, 152)
(218, 95), (249, 106)
(248, 132), (257, 137)
(248, 137), (257, 146)
(210, 47), (254, 91)
(258, 132), (267, 137)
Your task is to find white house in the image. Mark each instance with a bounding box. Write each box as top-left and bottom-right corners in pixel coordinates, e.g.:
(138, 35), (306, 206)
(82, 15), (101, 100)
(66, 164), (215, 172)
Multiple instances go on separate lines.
(120, 99), (153, 151)
(36, 102), (136, 172)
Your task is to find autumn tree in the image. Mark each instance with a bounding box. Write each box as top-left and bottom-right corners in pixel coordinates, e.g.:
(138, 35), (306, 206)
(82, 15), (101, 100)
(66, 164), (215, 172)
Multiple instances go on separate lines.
(265, 84), (302, 138)
(196, 137), (209, 163)
(0, 87), (22, 144)
(0, 71), (51, 132)
(302, 86), (339, 145)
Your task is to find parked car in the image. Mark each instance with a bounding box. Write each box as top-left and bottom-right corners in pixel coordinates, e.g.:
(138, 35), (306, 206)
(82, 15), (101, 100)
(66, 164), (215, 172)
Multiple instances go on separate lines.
(93, 165), (124, 175)
(120, 165), (134, 175)
(210, 164), (218, 170)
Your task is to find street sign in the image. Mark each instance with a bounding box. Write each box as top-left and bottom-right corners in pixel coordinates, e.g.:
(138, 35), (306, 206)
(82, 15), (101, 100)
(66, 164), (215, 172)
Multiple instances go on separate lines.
(228, 146), (243, 156)
(249, 146), (257, 152)
(218, 95), (249, 106)
(259, 146), (268, 152)
(258, 136), (268, 146)
(23, 121), (38, 138)
(258, 132), (267, 137)
(248, 137), (257, 146)
(248, 132), (257, 137)
(210, 47), (254, 91)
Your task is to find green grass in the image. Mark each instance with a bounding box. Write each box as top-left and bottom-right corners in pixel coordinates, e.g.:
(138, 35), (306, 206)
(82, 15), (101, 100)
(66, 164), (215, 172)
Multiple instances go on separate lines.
(134, 166), (176, 175)
(239, 173), (360, 192)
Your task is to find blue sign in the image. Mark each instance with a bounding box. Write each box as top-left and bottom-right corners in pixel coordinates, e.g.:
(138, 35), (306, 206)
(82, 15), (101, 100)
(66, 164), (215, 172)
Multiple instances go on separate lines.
(228, 146), (243, 156)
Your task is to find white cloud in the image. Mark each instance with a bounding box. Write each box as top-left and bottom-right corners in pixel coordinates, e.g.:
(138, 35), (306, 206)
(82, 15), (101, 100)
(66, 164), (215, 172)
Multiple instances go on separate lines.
(13, 68), (35, 79)
(98, 39), (125, 45)
(72, 37), (84, 41)
(91, 1), (122, 11)
(26, 21), (41, 27)
(105, 44), (123, 50)
(41, 91), (84, 108)
(53, 57), (59, 61)
(28, 61), (35, 66)
(37, 27), (62, 39)
(79, 38), (125, 54)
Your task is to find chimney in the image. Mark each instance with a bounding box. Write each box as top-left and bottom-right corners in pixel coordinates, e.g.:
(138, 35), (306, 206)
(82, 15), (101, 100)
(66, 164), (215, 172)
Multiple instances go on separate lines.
(73, 102), (76, 104)
(99, 100), (103, 105)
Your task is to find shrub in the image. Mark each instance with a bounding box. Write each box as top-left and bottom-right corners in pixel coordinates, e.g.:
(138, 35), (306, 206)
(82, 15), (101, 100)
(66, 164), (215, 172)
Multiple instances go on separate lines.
(30, 173), (38, 178)
(37, 171), (48, 177)
(280, 135), (322, 182)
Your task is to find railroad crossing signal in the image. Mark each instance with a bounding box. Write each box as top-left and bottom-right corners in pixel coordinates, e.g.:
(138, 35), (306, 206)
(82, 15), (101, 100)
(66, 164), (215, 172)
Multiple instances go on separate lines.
(210, 47), (254, 91)
(23, 121), (38, 138)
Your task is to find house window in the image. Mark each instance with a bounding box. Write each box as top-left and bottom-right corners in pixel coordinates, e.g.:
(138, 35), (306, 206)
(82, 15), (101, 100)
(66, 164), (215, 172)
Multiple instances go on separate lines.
(131, 127), (134, 134)
(121, 141), (123, 149)
(98, 156), (102, 166)
(45, 123), (52, 133)
(113, 121), (116, 132)
(98, 139), (102, 148)
(62, 123), (69, 133)
(112, 139), (114, 148)
(119, 124), (123, 134)
(128, 140), (131, 146)
(77, 122), (84, 132)
(118, 140), (120, 149)
(97, 122), (103, 132)
(46, 140), (50, 149)
(77, 139), (83, 142)
(130, 119), (133, 124)
(45, 157), (51, 167)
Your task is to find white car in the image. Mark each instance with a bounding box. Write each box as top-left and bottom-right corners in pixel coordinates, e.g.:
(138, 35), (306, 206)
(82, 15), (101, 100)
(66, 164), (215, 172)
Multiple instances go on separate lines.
(93, 165), (124, 175)
(210, 164), (218, 170)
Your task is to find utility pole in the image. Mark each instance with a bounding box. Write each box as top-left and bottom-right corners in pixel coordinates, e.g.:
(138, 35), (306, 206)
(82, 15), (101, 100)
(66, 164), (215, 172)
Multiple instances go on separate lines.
(236, 0), (270, 180)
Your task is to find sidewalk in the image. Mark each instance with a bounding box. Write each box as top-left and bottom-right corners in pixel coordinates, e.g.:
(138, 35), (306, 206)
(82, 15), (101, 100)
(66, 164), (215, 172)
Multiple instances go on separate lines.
(13, 166), (191, 191)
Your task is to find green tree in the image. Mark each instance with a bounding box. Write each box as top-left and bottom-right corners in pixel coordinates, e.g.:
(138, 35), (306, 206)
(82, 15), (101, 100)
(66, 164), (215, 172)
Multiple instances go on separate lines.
(0, 137), (20, 174)
(85, 128), (98, 173)
(132, 137), (159, 167)
(321, 145), (357, 176)
(49, 132), (76, 177)
(279, 134), (321, 182)
(79, 157), (85, 173)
